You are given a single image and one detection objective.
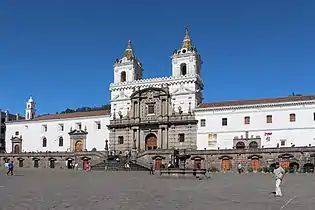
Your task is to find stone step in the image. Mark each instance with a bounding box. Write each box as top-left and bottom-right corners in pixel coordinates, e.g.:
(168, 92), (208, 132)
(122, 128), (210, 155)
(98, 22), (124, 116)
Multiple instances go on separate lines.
(92, 161), (149, 171)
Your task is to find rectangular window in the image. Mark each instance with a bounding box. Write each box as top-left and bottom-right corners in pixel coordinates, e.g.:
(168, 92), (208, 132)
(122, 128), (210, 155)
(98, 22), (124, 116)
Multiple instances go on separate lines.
(148, 104), (155, 114)
(280, 140), (286, 146)
(244, 116), (250, 125)
(200, 119), (206, 127)
(118, 136), (124, 144)
(95, 121), (101, 129)
(1, 118), (5, 123)
(76, 122), (82, 130)
(15, 131), (19, 136)
(58, 124), (64, 131)
(178, 133), (185, 142)
(313, 113), (315, 121)
(42, 125), (47, 132)
(289, 113), (296, 122)
(266, 115), (272, 123)
(222, 118), (227, 126)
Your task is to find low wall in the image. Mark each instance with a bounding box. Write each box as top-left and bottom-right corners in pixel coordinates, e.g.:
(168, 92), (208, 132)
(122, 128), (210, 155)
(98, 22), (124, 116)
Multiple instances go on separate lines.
(137, 147), (315, 172)
(0, 151), (104, 169)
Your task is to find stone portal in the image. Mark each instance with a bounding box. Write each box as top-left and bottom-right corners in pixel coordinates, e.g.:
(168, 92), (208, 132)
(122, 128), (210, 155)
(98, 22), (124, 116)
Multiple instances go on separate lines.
(68, 128), (88, 152)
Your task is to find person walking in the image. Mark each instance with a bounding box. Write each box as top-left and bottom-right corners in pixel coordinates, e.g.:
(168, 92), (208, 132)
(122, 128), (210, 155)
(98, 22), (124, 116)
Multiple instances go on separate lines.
(149, 162), (154, 175)
(6, 161), (14, 176)
(273, 162), (285, 197)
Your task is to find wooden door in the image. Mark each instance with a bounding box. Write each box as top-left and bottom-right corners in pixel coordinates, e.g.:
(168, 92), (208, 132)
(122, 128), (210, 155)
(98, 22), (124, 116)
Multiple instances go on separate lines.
(194, 159), (202, 169)
(155, 159), (162, 169)
(281, 160), (290, 169)
(50, 160), (55, 168)
(251, 159), (260, 170)
(222, 159), (231, 170)
(14, 145), (20, 154)
(34, 160), (39, 168)
(18, 160), (23, 167)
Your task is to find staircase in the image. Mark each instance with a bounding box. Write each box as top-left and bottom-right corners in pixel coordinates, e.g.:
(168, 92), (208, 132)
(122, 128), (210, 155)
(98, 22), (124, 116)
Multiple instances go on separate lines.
(91, 155), (150, 171)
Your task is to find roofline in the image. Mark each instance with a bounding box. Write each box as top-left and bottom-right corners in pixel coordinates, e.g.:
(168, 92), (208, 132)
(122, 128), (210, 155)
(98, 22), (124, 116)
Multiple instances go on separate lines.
(194, 100), (315, 112)
(5, 113), (110, 125)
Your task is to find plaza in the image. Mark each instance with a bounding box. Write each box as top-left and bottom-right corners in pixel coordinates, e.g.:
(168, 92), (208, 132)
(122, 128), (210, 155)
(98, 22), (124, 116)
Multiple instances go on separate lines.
(0, 169), (314, 209)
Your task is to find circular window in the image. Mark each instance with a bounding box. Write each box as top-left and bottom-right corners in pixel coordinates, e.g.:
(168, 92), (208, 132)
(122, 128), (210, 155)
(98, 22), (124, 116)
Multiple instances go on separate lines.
(182, 49), (186, 53)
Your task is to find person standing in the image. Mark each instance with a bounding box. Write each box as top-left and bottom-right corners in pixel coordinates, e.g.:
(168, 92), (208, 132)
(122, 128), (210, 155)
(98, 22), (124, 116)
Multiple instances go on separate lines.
(237, 163), (243, 174)
(149, 162), (154, 175)
(273, 162), (285, 197)
(6, 161), (14, 176)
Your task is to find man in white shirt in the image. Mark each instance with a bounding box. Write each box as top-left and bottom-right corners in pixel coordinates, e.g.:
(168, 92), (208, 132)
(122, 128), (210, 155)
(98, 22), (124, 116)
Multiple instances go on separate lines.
(273, 162), (285, 197)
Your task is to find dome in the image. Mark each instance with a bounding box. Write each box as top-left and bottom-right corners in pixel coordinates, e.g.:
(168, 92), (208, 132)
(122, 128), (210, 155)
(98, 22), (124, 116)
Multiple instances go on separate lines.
(28, 96), (34, 103)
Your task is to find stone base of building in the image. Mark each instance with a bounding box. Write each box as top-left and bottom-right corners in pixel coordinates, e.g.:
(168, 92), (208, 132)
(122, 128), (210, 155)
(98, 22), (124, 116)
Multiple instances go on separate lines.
(136, 147), (315, 173)
(0, 151), (104, 170)
(1, 147), (315, 173)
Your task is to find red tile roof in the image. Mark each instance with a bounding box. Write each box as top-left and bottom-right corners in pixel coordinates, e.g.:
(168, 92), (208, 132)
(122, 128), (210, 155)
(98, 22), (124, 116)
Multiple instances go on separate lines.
(198, 95), (315, 109)
(9, 109), (110, 123)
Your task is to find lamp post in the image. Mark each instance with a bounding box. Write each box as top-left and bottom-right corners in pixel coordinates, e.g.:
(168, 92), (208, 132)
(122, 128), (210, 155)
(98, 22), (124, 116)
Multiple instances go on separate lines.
(104, 139), (109, 170)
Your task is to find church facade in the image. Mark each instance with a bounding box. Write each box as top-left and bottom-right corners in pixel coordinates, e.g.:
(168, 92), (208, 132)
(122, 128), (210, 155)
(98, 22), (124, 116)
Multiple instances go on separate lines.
(107, 27), (202, 153)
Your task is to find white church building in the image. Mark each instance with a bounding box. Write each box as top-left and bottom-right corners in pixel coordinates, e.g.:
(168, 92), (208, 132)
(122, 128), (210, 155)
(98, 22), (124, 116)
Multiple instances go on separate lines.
(5, 27), (315, 154)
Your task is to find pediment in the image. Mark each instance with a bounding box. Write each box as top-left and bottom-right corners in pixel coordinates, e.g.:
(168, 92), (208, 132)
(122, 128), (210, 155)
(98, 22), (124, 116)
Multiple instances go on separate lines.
(68, 129), (88, 135)
(11, 136), (22, 143)
(171, 84), (194, 95)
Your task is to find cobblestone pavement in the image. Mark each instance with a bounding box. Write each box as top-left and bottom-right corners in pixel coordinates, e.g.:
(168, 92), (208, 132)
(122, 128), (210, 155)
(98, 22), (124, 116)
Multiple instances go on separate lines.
(0, 169), (315, 210)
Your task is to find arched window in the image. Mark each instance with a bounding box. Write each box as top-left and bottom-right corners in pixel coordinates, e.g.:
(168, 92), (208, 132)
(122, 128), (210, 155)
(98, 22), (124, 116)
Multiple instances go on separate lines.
(249, 141), (258, 148)
(42, 137), (47, 147)
(120, 71), (126, 82)
(236, 141), (245, 149)
(58, 137), (63, 147)
(180, 63), (187, 76)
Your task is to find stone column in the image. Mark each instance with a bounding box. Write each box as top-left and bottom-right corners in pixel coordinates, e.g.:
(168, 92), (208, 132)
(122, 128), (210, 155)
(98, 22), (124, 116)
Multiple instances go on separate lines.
(158, 128), (162, 149)
(166, 127), (169, 149)
(136, 101), (140, 118)
(137, 129), (141, 151)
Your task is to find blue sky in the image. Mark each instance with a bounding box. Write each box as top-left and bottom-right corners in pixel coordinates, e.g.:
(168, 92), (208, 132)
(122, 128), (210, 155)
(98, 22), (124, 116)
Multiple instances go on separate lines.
(1, 0), (315, 115)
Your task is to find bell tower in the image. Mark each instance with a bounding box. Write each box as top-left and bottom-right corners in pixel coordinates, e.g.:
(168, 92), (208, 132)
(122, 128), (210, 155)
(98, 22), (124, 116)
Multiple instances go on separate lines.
(25, 96), (36, 120)
(171, 26), (202, 78)
(113, 40), (143, 83)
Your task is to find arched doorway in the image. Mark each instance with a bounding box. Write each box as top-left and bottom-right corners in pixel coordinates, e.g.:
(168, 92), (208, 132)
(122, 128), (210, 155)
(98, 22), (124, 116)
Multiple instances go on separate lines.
(75, 140), (83, 152)
(281, 159), (290, 169)
(303, 163), (314, 173)
(33, 159), (39, 168)
(14, 145), (20, 154)
(155, 158), (162, 169)
(289, 162), (299, 173)
(236, 141), (245, 149)
(66, 158), (73, 169)
(18, 158), (24, 167)
(145, 133), (157, 150)
(251, 158), (260, 170)
(249, 141), (258, 149)
(194, 159), (202, 169)
(49, 159), (56, 169)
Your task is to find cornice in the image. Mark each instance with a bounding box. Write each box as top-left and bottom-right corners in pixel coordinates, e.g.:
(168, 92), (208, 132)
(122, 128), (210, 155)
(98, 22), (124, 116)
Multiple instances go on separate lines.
(194, 100), (315, 112)
(109, 74), (203, 91)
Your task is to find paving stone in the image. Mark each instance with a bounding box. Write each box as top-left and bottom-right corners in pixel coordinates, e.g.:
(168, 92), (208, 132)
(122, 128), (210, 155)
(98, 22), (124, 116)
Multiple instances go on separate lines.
(0, 169), (314, 209)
